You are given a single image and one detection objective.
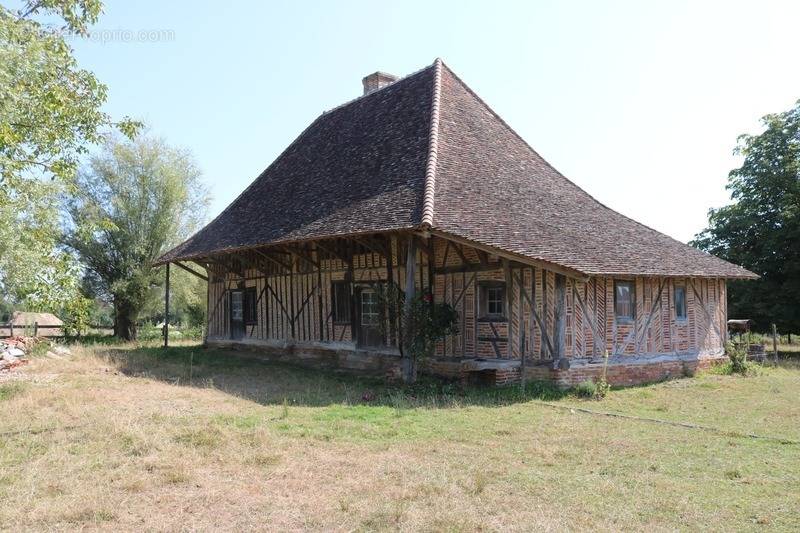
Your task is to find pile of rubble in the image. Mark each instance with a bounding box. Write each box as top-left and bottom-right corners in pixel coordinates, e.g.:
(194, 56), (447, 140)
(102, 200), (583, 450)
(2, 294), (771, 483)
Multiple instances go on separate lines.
(0, 336), (72, 374)
(0, 336), (33, 372)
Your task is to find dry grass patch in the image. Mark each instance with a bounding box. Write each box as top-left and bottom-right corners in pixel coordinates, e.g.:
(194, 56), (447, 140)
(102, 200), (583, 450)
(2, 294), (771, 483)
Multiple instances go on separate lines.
(0, 342), (798, 530)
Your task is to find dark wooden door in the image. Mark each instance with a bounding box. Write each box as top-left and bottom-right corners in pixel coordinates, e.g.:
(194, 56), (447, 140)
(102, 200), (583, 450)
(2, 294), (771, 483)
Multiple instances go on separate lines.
(230, 290), (245, 340)
(356, 287), (383, 348)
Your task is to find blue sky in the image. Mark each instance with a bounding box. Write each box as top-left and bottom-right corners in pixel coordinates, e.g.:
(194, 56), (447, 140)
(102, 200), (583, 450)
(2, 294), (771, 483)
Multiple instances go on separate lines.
(66, 0), (799, 243)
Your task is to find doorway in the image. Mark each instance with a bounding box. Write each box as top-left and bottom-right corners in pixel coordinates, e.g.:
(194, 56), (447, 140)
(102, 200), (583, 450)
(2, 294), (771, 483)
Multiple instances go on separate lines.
(356, 286), (383, 348)
(230, 290), (244, 340)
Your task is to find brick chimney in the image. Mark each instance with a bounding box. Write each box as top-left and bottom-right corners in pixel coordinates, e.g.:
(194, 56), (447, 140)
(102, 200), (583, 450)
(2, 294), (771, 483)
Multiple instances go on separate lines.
(362, 71), (398, 95)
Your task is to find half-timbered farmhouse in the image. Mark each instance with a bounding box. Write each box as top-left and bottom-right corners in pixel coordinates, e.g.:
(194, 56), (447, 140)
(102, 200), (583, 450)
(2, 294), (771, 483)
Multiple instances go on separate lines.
(157, 59), (756, 387)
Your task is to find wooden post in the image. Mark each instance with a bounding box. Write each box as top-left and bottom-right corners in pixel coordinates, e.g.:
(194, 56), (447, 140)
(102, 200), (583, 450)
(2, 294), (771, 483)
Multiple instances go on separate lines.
(33, 321), (38, 337)
(9, 322), (13, 338)
(164, 263), (170, 348)
(427, 236), (435, 294)
(503, 259), (513, 358)
(402, 235), (418, 382)
(554, 274), (566, 367)
(289, 255), (296, 340)
(772, 323), (779, 363)
(316, 244), (324, 342)
(386, 236), (397, 347)
(519, 270), (527, 388)
(204, 271), (210, 345)
(348, 242), (356, 344)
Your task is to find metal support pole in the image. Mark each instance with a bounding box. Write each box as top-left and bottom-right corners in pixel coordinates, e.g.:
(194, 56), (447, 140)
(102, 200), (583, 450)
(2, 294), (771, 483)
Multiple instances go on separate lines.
(164, 263), (170, 348)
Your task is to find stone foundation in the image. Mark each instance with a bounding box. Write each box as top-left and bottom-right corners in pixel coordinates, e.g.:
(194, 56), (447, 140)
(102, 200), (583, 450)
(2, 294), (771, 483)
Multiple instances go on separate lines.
(207, 338), (725, 389)
(522, 352), (726, 388)
(206, 338), (403, 380)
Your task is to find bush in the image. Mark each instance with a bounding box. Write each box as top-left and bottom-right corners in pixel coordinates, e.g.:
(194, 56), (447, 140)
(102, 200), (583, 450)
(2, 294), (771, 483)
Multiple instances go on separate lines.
(574, 380), (597, 398)
(725, 342), (753, 375)
(594, 377), (610, 399)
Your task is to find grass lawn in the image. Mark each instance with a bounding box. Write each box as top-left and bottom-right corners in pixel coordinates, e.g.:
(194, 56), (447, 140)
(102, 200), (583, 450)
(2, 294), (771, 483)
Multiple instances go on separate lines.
(1, 342), (799, 531)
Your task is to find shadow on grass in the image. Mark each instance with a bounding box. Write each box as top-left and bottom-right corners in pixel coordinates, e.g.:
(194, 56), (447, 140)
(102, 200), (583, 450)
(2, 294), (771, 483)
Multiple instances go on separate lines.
(98, 343), (569, 408)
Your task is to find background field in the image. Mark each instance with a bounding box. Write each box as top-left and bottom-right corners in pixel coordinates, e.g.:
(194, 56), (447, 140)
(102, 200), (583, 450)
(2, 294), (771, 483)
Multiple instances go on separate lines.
(1, 342), (798, 531)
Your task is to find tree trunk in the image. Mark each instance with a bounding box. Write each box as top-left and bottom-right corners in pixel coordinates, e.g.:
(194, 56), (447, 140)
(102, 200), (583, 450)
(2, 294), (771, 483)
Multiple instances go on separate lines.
(113, 297), (138, 340)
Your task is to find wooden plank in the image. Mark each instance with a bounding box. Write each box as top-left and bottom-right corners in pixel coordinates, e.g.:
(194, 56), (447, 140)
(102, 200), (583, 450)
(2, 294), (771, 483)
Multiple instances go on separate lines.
(513, 270), (553, 359)
(452, 272), (476, 308)
(173, 261), (208, 281)
(554, 274), (566, 361)
(208, 282), (227, 334)
(291, 245), (320, 269)
(386, 236), (397, 346)
(204, 273), (211, 342)
(264, 278), (291, 325)
(427, 237), (435, 294)
(462, 271), (467, 357)
(402, 235), (418, 378)
(433, 263), (505, 275)
(616, 278), (666, 355)
(452, 243), (469, 266)
(288, 257), (296, 339)
(429, 229), (588, 280)
(531, 267), (537, 359)
(205, 256), (241, 278)
(487, 322), (503, 357)
(520, 267), (528, 385)
(293, 280), (316, 324)
(440, 240), (451, 268)
(163, 264), (170, 348)
(690, 278), (723, 342)
(316, 240), (351, 266)
(254, 248), (291, 272)
(352, 236), (387, 259)
(348, 242), (356, 344)
(503, 259), (514, 358)
(572, 282), (603, 357)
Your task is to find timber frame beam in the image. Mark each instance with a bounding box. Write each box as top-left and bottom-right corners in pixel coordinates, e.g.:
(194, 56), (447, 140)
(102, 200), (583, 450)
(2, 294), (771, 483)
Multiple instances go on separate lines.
(426, 229), (589, 282)
(173, 261), (209, 282)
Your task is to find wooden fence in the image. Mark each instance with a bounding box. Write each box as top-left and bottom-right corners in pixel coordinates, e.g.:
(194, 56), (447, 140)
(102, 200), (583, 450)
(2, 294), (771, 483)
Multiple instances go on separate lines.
(0, 323), (113, 339)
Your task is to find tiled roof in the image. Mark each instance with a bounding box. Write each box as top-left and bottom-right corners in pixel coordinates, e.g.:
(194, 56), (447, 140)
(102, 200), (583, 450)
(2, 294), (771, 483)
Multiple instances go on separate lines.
(159, 60), (756, 279)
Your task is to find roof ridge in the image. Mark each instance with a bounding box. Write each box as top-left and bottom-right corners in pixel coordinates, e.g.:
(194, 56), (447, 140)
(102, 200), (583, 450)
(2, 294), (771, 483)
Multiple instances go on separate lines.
(419, 57), (442, 229)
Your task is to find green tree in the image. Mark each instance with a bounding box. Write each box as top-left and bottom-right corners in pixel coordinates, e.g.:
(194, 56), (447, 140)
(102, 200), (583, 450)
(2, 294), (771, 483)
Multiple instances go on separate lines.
(64, 135), (209, 340)
(138, 266), (206, 328)
(693, 100), (800, 333)
(0, 1), (140, 314)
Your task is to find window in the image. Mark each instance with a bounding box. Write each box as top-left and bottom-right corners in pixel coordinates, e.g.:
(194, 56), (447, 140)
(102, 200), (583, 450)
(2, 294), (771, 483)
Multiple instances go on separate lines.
(244, 287), (258, 325)
(479, 281), (506, 319)
(360, 289), (380, 326)
(674, 285), (687, 321)
(332, 281), (351, 323)
(614, 281), (635, 321)
(231, 291), (243, 321)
